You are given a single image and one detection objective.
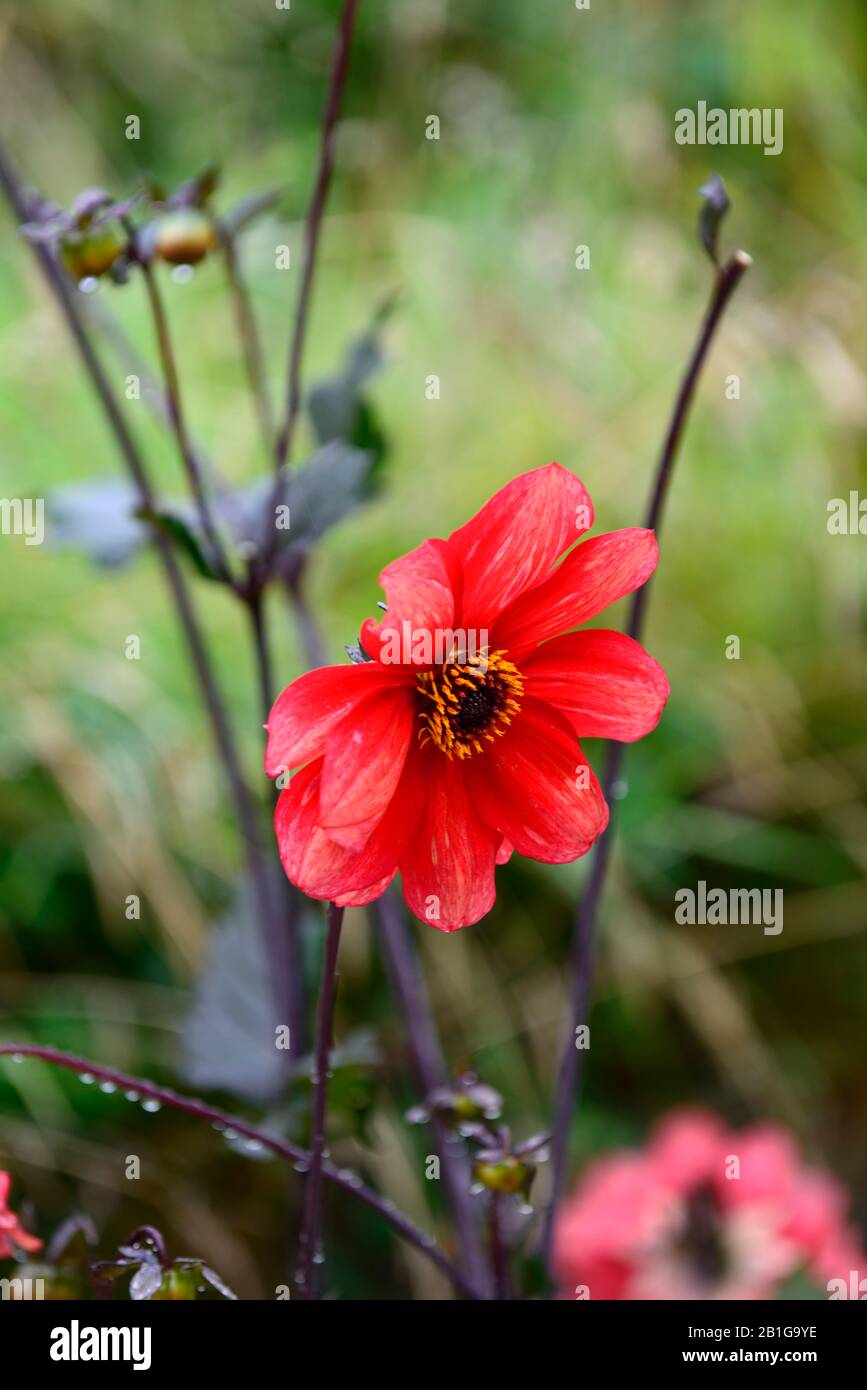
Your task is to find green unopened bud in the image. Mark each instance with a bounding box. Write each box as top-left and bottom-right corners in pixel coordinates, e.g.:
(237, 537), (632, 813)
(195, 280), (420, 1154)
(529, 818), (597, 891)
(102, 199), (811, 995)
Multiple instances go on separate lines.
(452, 1093), (483, 1120)
(474, 1155), (532, 1197)
(60, 226), (126, 280)
(152, 1266), (198, 1300)
(153, 209), (217, 265)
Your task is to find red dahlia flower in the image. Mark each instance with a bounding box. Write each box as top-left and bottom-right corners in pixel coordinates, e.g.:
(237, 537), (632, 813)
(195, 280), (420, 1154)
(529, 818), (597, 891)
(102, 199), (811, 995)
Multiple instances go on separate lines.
(265, 463), (668, 930)
(0, 1171), (42, 1259)
(554, 1110), (864, 1300)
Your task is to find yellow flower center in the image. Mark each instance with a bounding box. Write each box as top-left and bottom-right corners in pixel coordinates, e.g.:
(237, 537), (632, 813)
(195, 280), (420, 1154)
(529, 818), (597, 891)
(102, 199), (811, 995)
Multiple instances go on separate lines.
(416, 650), (524, 759)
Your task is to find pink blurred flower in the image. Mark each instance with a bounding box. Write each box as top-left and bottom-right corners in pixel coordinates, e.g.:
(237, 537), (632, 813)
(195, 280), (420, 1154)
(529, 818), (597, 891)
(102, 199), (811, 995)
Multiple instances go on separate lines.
(0, 1171), (42, 1260)
(554, 1111), (863, 1300)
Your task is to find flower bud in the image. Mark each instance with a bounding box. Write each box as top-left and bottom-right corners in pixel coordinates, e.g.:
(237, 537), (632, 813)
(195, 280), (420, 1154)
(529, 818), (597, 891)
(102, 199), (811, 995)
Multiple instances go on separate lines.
(60, 226), (126, 280)
(473, 1154), (533, 1197)
(152, 209), (218, 265)
(152, 1266), (198, 1299)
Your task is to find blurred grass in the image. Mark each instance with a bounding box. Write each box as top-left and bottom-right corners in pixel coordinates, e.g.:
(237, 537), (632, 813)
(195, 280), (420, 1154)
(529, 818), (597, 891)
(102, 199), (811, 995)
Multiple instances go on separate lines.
(0, 0), (866, 1297)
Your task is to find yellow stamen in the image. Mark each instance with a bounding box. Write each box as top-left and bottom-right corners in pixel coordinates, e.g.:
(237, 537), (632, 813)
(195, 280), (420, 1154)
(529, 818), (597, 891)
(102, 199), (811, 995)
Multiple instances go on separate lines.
(415, 650), (524, 760)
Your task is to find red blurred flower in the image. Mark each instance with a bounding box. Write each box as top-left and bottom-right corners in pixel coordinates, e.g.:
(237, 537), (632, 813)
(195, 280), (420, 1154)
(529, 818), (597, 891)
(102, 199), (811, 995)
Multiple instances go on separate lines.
(0, 1171), (42, 1259)
(266, 463), (667, 930)
(554, 1110), (864, 1300)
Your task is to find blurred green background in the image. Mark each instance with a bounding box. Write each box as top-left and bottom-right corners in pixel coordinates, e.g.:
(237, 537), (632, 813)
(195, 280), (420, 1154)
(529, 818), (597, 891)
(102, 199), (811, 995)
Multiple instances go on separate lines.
(1, 0), (866, 1298)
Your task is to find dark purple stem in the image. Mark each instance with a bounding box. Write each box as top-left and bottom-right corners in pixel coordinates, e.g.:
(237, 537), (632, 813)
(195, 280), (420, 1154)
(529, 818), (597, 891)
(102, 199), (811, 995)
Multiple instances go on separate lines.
(273, 0), (360, 476)
(222, 233), (276, 465)
(0, 144), (295, 1048)
(247, 589), (308, 1054)
(0, 1043), (480, 1299)
(489, 1195), (513, 1300)
(373, 889), (493, 1298)
(138, 258), (234, 585)
(295, 901), (344, 1298)
(541, 249), (752, 1276)
(259, 0), (361, 573)
(284, 560), (327, 669)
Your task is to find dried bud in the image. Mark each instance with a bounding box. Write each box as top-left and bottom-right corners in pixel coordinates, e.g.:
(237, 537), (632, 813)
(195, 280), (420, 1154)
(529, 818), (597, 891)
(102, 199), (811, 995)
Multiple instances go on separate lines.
(152, 209), (218, 265)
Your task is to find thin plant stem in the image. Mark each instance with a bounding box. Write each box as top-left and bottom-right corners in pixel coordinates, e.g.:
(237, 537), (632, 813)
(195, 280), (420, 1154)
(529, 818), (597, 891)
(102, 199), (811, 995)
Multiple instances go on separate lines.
(541, 249), (752, 1275)
(82, 293), (229, 492)
(0, 1043), (481, 1300)
(489, 1195), (513, 1300)
(138, 257), (234, 584)
(247, 589), (308, 1054)
(248, 588), (276, 730)
(295, 901), (344, 1298)
(0, 144), (295, 1046)
(284, 557), (327, 669)
(82, 255), (307, 1052)
(222, 234), (276, 465)
(259, 0), (362, 573)
(373, 889), (493, 1299)
(274, 0), (360, 476)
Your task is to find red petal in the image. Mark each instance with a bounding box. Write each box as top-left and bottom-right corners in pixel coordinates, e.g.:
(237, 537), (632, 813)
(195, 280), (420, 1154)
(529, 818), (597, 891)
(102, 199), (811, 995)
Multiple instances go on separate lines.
(493, 529), (658, 656)
(360, 537), (462, 665)
(264, 662), (406, 777)
(274, 760), (414, 905)
(399, 746), (499, 931)
(467, 698), (609, 862)
(318, 684), (417, 850)
(522, 629), (669, 742)
(448, 463), (594, 626)
(12, 1228), (43, 1253)
(333, 873), (397, 908)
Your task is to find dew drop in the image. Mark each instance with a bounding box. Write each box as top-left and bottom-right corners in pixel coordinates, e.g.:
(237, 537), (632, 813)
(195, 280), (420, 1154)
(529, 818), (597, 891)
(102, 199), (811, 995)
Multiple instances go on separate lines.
(171, 264), (194, 284)
(141, 1098), (161, 1113)
(78, 277), (99, 294)
(80, 1073), (95, 1085)
(125, 1090), (140, 1103)
(294, 1160), (309, 1174)
(99, 1081), (117, 1094)
(611, 778), (629, 801)
(10, 1053), (23, 1064)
